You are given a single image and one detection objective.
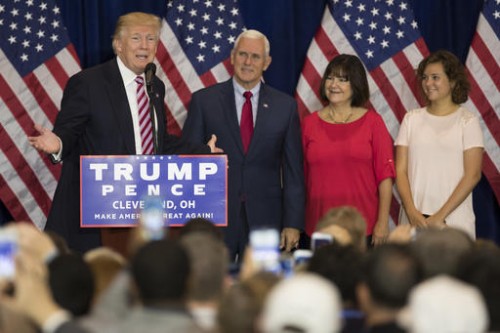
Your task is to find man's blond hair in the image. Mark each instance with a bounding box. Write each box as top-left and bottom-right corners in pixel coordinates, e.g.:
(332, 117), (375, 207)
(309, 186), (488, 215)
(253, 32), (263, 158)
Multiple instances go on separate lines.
(112, 12), (162, 53)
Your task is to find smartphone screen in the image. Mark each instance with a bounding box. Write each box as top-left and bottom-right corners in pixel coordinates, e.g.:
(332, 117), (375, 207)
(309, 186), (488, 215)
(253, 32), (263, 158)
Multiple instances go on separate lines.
(0, 230), (17, 279)
(311, 232), (333, 251)
(293, 249), (313, 266)
(140, 197), (166, 240)
(249, 228), (281, 274)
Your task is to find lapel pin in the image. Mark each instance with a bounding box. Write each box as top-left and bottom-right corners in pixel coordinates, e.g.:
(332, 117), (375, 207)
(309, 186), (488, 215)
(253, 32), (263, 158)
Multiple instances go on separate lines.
(263, 103), (269, 108)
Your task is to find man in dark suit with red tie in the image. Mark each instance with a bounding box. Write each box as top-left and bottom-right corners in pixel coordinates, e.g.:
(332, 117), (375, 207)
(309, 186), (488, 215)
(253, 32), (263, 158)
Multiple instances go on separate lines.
(29, 12), (220, 253)
(183, 30), (305, 260)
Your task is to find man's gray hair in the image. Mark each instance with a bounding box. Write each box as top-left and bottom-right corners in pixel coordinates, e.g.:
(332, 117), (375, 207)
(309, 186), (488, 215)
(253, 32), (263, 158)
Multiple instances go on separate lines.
(233, 29), (270, 57)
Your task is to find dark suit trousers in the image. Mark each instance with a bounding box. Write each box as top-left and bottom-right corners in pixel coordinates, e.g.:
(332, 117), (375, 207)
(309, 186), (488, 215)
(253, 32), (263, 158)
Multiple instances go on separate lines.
(224, 203), (250, 262)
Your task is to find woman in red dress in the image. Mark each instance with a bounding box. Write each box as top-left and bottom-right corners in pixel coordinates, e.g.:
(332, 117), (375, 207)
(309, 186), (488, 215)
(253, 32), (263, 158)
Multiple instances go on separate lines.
(302, 54), (395, 245)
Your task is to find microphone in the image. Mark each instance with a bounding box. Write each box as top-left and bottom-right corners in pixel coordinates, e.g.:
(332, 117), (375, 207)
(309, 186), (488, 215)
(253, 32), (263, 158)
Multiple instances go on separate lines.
(145, 62), (156, 96)
(144, 62), (158, 153)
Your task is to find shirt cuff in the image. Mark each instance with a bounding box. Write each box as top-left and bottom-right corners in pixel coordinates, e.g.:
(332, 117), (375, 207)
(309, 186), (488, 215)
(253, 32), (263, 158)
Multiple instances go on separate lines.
(50, 137), (63, 163)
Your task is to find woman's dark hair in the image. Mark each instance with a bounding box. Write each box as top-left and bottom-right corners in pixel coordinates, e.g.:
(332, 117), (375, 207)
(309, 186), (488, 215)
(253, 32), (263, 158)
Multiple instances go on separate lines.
(417, 50), (470, 104)
(319, 54), (370, 107)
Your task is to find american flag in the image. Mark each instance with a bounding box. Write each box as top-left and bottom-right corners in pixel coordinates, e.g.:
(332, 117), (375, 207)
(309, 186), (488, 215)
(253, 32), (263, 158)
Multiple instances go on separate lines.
(464, 0), (500, 205)
(0, 0), (80, 229)
(295, 0), (430, 222)
(155, 0), (245, 136)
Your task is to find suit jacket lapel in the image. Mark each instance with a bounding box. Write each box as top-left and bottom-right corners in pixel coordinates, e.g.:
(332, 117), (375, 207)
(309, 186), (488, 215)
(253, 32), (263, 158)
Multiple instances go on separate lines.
(104, 59), (136, 154)
(248, 84), (271, 154)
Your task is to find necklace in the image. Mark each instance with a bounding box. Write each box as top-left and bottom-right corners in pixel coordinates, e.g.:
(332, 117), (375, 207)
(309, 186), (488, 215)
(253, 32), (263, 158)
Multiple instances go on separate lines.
(328, 105), (353, 124)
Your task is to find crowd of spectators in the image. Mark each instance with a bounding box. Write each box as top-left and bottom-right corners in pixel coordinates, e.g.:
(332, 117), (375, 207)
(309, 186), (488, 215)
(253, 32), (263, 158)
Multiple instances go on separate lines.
(0, 211), (498, 333)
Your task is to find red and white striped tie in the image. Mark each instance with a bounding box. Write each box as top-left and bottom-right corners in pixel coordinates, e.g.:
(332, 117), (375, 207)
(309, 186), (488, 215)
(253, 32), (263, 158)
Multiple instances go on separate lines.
(135, 76), (154, 155)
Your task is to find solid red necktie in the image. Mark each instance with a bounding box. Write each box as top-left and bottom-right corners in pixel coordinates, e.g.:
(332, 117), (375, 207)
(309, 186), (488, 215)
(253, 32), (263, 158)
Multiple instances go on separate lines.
(135, 76), (154, 155)
(240, 91), (254, 153)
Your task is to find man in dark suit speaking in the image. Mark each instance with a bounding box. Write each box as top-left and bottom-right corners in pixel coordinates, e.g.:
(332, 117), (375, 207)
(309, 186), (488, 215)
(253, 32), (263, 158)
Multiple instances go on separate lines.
(28, 12), (220, 253)
(183, 30), (305, 260)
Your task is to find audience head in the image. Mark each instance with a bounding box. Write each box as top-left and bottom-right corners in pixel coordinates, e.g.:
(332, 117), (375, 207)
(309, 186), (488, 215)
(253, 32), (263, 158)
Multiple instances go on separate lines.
(48, 253), (94, 316)
(231, 29), (272, 89)
(44, 230), (71, 255)
(261, 273), (342, 333)
(457, 244), (500, 331)
(473, 238), (500, 251)
(401, 275), (488, 333)
(358, 244), (422, 312)
(218, 283), (258, 333)
(308, 243), (363, 309)
(411, 227), (473, 278)
(320, 54), (369, 107)
(417, 49), (470, 105)
(130, 239), (190, 306)
(179, 218), (223, 241)
(180, 232), (228, 303)
(218, 272), (279, 333)
(84, 247), (126, 304)
(112, 12), (162, 74)
(243, 271), (281, 309)
(315, 206), (367, 252)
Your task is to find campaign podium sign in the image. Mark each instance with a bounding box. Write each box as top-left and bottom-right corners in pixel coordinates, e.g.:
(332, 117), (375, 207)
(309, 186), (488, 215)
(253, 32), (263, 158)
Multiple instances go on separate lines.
(80, 155), (227, 227)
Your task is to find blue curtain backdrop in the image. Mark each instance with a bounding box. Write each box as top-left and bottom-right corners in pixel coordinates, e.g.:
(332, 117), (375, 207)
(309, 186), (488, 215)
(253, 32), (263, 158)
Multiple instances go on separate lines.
(4, 0), (497, 242)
